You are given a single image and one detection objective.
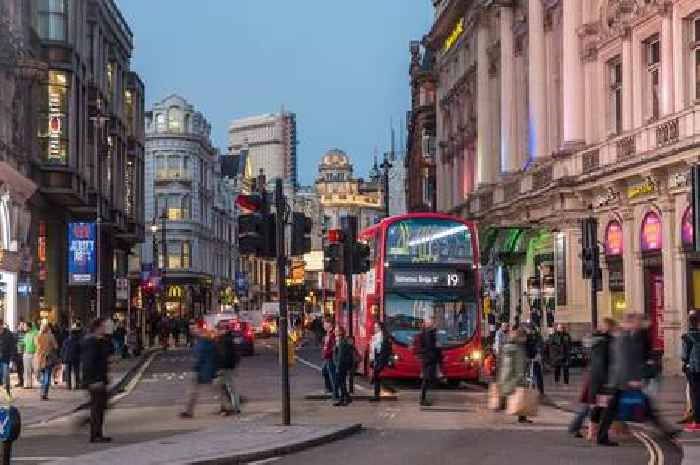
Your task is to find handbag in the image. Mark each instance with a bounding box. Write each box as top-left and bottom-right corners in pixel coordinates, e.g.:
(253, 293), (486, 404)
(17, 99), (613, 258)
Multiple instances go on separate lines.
(507, 387), (539, 417)
(45, 350), (59, 367)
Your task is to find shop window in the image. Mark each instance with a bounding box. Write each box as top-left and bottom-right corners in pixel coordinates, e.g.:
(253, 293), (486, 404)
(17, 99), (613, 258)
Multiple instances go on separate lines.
(645, 36), (661, 122)
(37, 0), (68, 41)
(605, 220), (623, 256)
(39, 70), (70, 164)
(683, 206), (694, 247)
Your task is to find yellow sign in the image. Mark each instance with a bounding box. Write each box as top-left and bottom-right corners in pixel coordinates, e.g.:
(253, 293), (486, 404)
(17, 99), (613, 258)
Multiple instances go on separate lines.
(627, 180), (655, 199)
(444, 18), (465, 52)
(167, 285), (184, 298)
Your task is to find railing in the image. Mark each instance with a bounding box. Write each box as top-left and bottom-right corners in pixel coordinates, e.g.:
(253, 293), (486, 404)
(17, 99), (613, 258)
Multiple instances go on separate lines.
(532, 166), (553, 190)
(656, 117), (679, 147)
(615, 135), (636, 161)
(581, 149), (599, 174)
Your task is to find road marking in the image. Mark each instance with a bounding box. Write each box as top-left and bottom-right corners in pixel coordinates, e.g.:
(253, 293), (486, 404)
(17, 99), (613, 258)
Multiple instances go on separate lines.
(110, 351), (158, 404)
(248, 458), (281, 465)
(633, 431), (663, 465)
(13, 458), (68, 462)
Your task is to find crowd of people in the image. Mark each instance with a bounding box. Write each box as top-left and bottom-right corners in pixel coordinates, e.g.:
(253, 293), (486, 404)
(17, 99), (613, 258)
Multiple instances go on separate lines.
(148, 315), (193, 349)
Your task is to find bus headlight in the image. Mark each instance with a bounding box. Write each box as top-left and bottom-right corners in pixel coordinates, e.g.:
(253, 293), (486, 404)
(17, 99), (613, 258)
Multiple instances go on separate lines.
(470, 350), (483, 361)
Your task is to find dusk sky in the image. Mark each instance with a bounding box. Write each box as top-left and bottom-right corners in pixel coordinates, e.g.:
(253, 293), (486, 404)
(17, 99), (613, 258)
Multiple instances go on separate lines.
(117, 1), (433, 186)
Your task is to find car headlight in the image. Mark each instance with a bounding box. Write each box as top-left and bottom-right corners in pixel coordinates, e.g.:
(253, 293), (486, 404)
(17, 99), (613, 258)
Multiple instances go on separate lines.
(470, 350), (483, 361)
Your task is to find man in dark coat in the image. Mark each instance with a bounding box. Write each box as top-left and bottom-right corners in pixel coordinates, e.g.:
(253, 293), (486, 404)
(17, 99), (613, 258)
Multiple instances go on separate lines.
(682, 311), (700, 431)
(217, 329), (240, 415)
(61, 327), (82, 390)
(332, 326), (354, 406)
(181, 327), (218, 418)
(0, 320), (16, 397)
(416, 320), (441, 407)
(548, 324), (572, 385)
(81, 318), (111, 443)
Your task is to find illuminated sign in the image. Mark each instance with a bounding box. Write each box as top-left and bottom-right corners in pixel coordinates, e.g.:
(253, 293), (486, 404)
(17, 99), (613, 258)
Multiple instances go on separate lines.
(68, 222), (96, 285)
(444, 18), (465, 52)
(387, 270), (466, 289)
(605, 221), (623, 256)
(640, 212), (662, 251)
(683, 207), (693, 246)
(627, 179), (655, 199)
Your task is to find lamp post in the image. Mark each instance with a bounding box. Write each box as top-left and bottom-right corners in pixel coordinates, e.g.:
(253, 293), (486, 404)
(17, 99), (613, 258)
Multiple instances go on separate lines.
(89, 99), (109, 318)
(150, 211), (167, 315)
(380, 155), (392, 218)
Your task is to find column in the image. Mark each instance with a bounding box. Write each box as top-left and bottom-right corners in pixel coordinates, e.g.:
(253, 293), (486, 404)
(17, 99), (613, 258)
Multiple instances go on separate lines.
(528, 0), (548, 159)
(621, 209), (639, 312)
(660, 9), (674, 116)
(660, 201), (679, 373)
(477, 17), (494, 185)
(500, 7), (517, 173)
(622, 33), (634, 131)
(561, 0), (584, 147)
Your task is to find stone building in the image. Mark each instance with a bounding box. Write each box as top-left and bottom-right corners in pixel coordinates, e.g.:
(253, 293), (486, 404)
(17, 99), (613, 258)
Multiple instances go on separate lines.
(144, 95), (236, 317)
(426, 0), (700, 374)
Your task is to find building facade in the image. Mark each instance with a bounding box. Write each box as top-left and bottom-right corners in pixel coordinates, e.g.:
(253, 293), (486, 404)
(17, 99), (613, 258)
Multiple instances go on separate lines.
(21, 0), (145, 326)
(426, 0), (700, 374)
(228, 111), (298, 188)
(144, 95), (235, 318)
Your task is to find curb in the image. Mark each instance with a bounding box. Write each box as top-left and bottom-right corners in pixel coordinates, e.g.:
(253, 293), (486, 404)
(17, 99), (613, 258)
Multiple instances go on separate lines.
(26, 348), (158, 427)
(190, 423), (363, 465)
(304, 393), (398, 401)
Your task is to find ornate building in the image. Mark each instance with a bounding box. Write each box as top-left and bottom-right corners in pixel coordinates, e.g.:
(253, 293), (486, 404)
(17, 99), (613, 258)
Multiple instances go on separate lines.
(428, 0), (700, 374)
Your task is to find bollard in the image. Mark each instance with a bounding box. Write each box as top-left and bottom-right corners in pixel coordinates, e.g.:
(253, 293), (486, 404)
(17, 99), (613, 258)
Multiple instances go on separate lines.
(0, 405), (21, 465)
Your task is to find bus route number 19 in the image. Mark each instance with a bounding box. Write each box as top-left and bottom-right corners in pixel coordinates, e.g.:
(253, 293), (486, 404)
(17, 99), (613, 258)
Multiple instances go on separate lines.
(446, 273), (461, 287)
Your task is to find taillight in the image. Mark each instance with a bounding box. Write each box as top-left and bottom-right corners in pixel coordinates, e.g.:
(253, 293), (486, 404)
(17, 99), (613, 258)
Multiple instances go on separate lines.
(245, 329), (254, 339)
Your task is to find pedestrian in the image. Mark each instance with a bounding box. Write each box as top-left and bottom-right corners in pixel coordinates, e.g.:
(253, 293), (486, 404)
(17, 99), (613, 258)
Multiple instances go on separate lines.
(321, 318), (337, 399)
(369, 321), (392, 402)
(332, 326), (353, 406)
(217, 328), (241, 415)
(113, 321), (126, 358)
(494, 322), (509, 356)
(498, 328), (532, 423)
(597, 313), (678, 446)
(415, 319), (442, 407)
(61, 325), (82, 390)
(171, 319), (181, 347)
(549, 324), (572, 385)
(52, 323), (67, 385)
(569, 318), (616, 439)
(180, 327), (218, 418)
(0, 321), (14, 398)
(81, 318), (112, 443)
(525, 324), (545, 396)
(22, 322), (38, 389)
(14, 320), (26, 388)
(681, 310), (700, 432)
(160, 317), (171, 350)
(185, 319), (194, 347)
(34, 323), (58, 400)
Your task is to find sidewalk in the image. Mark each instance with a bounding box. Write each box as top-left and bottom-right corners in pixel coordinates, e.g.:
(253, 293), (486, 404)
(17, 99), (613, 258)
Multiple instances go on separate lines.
(5, 350), (154, 426)
(45, 422), (362, 465)
(540, 366), (697, 464)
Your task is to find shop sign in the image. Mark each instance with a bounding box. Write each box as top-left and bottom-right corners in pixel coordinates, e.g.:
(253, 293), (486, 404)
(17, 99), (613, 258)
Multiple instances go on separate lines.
(444, 18), (465, 52)
(234, 272), (248, 296)
(68, 222), (96, 285)
(683, 206), (693, 246)
(609, 269), (624, 292)
(605, 221), (623, 256)
(627, 177), (656, 199)
(640, 212), (662, 251)
(167, 285), (183, 298)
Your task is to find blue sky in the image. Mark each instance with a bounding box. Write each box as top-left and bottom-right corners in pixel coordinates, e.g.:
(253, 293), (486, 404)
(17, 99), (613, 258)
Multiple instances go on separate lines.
(117, 1), (433, 186)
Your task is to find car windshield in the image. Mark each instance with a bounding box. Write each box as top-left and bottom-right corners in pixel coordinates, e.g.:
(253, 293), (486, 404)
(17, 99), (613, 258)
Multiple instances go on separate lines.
(384, 291), (477, 348)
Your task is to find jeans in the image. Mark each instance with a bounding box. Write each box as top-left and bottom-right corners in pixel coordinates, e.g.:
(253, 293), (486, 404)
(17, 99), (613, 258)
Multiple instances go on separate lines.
(65, 362), (81, 390)
(568, 404), (591, 433)
(321, 360), (337, 398)
(40, 366), (53, 397)
(554, 363), (569, 384)
(220, 369), (240, 413)
(531, 361), (544, 395)
(597, 389), (673, 443)
(89, 383), (108, 440)
(0, 361), (10, 395)
(335, 369), (350, 403)
(22, 353), (34, 388)
(420, 364), (437, 404)
(688, 372), (700, 423)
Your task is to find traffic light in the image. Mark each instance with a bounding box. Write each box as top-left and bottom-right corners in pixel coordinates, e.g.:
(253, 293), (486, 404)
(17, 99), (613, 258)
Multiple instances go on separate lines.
(324, 242), (343, 274)
(291, 212), (312, 256)
(238, 213), (276, 257)
(352, 242), (371, 273)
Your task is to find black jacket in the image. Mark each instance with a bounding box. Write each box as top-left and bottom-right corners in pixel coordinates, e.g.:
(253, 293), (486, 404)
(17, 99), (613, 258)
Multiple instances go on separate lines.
(588, 331), (612, 400)
(217, 332), (240, 370)
(333, 338), (356, 372)
(0, 330), (15, 362)
(417, 328), (441, 367)
(682, 329), (700, 373)
(81, 335), (110, 385)
(548, 331), (572, 365)
(61, 331), (82, 364)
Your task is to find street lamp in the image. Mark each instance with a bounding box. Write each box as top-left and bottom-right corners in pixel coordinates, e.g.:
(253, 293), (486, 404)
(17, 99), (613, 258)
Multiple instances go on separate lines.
(89, 99), (109, 319)
(150, 212), (167, 315)
(380, 155), (392, 218)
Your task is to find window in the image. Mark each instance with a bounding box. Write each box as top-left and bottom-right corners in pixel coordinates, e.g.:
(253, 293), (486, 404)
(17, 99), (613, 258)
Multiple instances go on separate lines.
(168, 110), (180, 132)
(167, 156), (180, 178)
(155, 156), (167, 179)
(155, 113), (166, 132)
(167, 242), (181, 269)
(182, 241), (191, 268)
(37, 0), (68, 41)
(106, 62), (115, 99)
(181, 195), (191, 219)
(645, 36), (661, 121)
(167, 194), (182, 220)
(38, 70), (70, 164)
(608, 58), (623, 134)
(691, 17), (700, 101)
(124, 90), (134, 134)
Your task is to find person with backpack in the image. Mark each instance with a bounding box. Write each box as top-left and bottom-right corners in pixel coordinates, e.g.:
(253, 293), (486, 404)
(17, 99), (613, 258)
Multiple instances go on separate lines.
(682, 310), (700, 432)
(369, 322), (392, 402)
(217, 328), (241, 415)
(415, 320), (442, 407)
(332, 326), (354, 406)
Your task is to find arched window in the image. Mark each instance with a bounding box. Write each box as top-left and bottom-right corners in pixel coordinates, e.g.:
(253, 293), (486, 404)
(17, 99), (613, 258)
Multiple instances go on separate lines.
(640, 211), (662, 251)
(605, 220), (623, 256)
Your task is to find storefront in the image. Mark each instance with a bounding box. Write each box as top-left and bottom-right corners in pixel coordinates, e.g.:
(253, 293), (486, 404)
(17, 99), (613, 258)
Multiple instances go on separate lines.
(640, 211), (664, 352)
(604, 220), (626, 321)
(682, 206), (700, 314)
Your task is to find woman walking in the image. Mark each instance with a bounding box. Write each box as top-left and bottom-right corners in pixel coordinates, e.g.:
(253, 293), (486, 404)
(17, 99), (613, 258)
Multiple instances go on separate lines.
(499, 328), (531, 423)
(34, 323), (58, 400)
(369, 322), (392, 402)
(682, 311), (700, 432)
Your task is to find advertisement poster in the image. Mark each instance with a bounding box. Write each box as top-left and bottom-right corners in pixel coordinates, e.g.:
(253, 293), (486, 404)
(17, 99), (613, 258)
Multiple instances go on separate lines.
(68, 222), (96, 285)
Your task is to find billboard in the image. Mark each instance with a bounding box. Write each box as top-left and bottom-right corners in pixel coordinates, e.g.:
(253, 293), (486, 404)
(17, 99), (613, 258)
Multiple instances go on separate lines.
(68, 222), (96, 285)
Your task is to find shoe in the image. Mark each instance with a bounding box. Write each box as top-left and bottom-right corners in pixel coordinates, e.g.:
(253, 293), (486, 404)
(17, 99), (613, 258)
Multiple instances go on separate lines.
(90, 436), (112, 443)
(14, 384), (22, 388)
(40, 395), (48, 401)
(597, 440), (619, 447)
(179, 412), (193, 419)
(683, 422), (700, 433)
(333, 401), (344, 407)
(419, 400), (433, 407)
(219, 410), (233, 417)
(570, 431), (584, 438)
(345, 398), (352, 405)
(518, 418), (533, 424)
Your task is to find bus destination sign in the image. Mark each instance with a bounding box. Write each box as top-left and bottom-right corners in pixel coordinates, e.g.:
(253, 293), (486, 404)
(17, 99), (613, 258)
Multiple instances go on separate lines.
(388, 270), (465, 289)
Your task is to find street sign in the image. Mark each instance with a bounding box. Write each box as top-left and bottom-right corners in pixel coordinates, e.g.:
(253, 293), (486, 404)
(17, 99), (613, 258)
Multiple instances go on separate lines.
(116, 278), (129, 300)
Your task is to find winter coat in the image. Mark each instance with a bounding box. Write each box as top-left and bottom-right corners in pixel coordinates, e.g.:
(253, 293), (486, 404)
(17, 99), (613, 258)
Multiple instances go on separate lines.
(609, 329), (648, 389)
(588, 331), (613, 400)
(23, 329), (38, 354)
(548, 331), (572, 365)
(525, 331), (544, 362)
(333, 338), (355, 372)
(322, 331), (336, 361)
(682, 329), (700, 374)
(81, 335), (110, 385)
(217, 332), (239, 370)
(60, 331), (82, 364)
(0, 330), (15, 362)
(498, 342), (527, 397)
(34, 331), (58, 371)
(416, 328), (441, 368)
(193, 338), (217, 384)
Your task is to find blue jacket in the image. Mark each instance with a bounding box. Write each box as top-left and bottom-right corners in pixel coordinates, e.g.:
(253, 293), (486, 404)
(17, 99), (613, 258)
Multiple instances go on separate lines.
(194, 338), (217, 384)
(682, 329), (700, 374)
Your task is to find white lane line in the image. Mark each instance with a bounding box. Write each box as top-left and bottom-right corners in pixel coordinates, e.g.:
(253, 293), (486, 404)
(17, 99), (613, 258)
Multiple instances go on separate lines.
(14, 458), (68, 462)
(248, 458), (281, 465)
(110, 351), (158, 404)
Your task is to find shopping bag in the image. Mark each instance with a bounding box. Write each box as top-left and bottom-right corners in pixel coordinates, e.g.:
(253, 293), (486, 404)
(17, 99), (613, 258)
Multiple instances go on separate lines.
(507, 387), (539, 417)
(487, 383), (502, 411)
(615, 390), (648, 423)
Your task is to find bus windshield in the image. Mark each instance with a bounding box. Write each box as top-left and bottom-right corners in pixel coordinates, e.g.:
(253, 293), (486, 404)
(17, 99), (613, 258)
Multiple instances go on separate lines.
(385, 218), (473, 264)
(384, 292), (477, 348)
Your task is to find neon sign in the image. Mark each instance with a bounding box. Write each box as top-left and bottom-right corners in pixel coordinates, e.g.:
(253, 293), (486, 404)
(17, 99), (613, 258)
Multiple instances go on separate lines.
(683, 207), (693, 245)
(640, 212), (662, 251)
(444, 18), (465, 52)
(605, 221), (623, 256)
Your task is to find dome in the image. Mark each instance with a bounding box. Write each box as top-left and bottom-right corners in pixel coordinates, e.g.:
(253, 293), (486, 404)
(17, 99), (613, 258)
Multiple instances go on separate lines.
(320, 149), (351, 168)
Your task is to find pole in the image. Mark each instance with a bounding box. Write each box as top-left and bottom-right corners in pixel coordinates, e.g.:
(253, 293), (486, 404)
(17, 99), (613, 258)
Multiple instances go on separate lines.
(95, 116), (102, 319)
(591, 244), (599, 331)
(275, 179), (291, 425)
(341, 216), (357, 394)
(161, 213), (167, 315)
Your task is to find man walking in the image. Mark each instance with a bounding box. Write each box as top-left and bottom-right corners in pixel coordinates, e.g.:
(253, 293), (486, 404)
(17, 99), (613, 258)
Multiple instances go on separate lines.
(321, 318), (337, 399)
(549, 324), (572, 385)
(0, 321), (15, 398)
(81, 318), (112, 443)
(332, 326), (353, 407)
(682, 311), (700, 432)
(14, 320), (26, 388)
(61, 325), (82, 390)
(416, 320), (441, 407)
(22, 323), (38, 388)
(180, 327), (218, 418)
(525, 324), (545, 396)
(217, 328), (240, 415)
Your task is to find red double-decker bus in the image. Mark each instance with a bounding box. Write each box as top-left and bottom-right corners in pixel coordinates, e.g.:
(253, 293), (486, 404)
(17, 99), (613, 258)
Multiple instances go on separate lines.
(335, 213), (482, 382)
